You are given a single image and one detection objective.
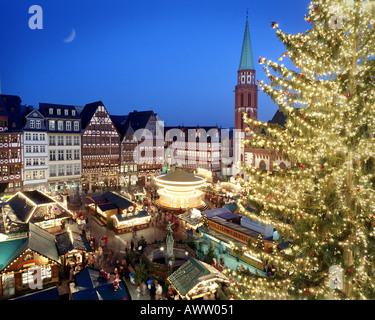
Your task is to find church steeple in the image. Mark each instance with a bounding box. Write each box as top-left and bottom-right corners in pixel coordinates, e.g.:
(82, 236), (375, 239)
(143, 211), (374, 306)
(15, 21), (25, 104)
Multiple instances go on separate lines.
(238, 15), (255, 71)
(234, 14), (258, 133)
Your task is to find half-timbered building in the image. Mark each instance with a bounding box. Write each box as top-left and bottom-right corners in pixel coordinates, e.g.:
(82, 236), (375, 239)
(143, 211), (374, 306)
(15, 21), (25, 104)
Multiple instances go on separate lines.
(0, 95), (26, 194)
(80, 101), (120, 193)
(117, 110), (164, 187)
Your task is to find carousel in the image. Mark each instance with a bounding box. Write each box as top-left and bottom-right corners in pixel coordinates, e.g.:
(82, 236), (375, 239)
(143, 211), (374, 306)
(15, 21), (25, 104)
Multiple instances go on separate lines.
(153, 169), (206, 210)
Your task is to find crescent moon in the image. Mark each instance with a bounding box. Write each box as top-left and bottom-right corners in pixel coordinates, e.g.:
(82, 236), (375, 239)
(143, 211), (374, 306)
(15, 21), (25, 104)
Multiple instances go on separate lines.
(64, 28), (76, 43)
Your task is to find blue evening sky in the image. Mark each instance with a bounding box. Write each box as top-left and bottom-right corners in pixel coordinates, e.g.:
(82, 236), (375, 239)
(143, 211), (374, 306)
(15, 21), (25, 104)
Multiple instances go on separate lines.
(0, 0), (311, 128)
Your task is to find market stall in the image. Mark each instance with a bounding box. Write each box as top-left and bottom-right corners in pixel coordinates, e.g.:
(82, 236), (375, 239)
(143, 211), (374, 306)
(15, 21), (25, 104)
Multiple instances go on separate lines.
(167, 258), (230, 300)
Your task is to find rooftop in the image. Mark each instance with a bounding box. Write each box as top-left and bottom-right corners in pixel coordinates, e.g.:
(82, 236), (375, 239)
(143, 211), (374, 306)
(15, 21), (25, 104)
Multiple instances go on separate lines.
(155, 169), (205, 183)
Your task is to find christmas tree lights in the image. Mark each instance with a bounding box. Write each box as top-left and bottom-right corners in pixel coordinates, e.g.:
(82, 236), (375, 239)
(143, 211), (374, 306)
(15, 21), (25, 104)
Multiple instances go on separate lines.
(226, 0), (375, 300)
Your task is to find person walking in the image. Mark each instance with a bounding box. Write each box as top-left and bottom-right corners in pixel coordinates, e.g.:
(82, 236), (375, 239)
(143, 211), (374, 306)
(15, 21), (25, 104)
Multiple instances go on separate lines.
(155, 280), (162, 300)
(130, 239), (134, 252)
(150, 282), (156, 300)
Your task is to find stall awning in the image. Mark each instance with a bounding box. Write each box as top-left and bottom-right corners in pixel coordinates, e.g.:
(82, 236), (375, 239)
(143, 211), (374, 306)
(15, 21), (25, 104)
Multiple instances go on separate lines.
(82, 197), (94, 205)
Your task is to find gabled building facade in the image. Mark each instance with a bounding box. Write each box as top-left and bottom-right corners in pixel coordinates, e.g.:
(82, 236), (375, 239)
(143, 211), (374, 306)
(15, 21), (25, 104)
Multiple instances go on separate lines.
(115, 110), (164, 187)
(0, 95), (25, 195)
(39, 103), (82, 195)
(164, 125), (223, 175)
(80, 101), (120, 193)
(22, 109), (48, 192)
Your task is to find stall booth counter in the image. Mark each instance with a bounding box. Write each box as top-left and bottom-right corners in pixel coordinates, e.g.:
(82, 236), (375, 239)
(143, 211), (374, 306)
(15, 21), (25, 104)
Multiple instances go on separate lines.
(0, 223), (61, 300)
(112, 210), (151, 234)
(55, 228), (93, 269)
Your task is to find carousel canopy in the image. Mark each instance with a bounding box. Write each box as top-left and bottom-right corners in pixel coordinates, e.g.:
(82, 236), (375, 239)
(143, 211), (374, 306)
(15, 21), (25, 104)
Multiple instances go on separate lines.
(155, 169), (205, 183)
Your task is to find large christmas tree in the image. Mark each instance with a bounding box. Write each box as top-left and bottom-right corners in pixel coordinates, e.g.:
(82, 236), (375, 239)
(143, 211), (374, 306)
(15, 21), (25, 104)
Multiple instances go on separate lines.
(226, 0), (375, 299)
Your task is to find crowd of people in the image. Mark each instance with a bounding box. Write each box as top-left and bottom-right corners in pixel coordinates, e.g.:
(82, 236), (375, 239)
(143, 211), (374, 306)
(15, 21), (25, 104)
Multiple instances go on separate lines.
(62, 184), (235, 300)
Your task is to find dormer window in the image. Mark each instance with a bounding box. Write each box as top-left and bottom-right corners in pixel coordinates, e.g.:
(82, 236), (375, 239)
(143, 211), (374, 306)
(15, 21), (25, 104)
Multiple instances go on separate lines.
(64, 109), (69, 116)
(57, 109), (61, 115)
(72, 110), (76, 116)
(49, 108), (53, 115)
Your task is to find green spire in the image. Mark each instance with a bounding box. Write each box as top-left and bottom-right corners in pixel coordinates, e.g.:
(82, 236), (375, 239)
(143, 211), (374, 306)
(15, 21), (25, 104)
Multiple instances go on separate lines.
(238, 16), (255, 71)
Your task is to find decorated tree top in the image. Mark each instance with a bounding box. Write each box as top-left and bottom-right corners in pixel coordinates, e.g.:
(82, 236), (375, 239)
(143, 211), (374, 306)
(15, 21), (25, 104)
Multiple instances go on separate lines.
(227, 0), (375, 300)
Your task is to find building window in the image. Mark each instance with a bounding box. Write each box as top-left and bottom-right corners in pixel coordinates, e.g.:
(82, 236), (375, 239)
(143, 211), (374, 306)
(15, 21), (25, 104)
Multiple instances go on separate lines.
(40, 134), (45, 141)
(66, 150), (72, 160)
(26, 158), (32, 166)
(66, 164), (73, 176)
(40, 146), (46, 153)
(40, 170), (46, 179)
(66, 121), (71, 131)
(36, 120), (41, 129)
(74, 149), (80, 160)
(58, 121), (63, 131)
(33, 146), (39, 153)
(49, 136), (55, 146)
(57, 109), (61, 115)
(74, 136), (80, 145)
(49, 150), (56, 161)
(72, 110), (76, 116)
(49, 165), (56, 177)
(66, 136), (72, 145)
(26, 171), (32, 180)
(40, 158), (46, 166)
(25, 133), (31, 141)
(74, 164), (80, 175)
(58, 150), (64, 161)
(33, 158), (39, 166)
(74, 121), (79, 131)
(26, 146), (32, 153)
(64, 109), (69, 116)
(33, 170), (38, 180)
(49, 120), (55, 130)
(58, 165), (65, 176)
(57, 136), (64, 146)
(49, 108), (53, 115)
(32, 133), (38, 141)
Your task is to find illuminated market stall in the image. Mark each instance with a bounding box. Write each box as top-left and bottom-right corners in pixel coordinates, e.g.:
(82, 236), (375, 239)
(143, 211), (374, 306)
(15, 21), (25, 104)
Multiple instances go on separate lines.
(0, 223), (61, 300)
(167, 258), (230, 300)
(83, 191), (137, 225)
(55, 227), (93, 268)
(154, 169), (206, 210)
(111, 210), (151, 234)
(178, 208), (204, 231)
(1, 190), (73, 233)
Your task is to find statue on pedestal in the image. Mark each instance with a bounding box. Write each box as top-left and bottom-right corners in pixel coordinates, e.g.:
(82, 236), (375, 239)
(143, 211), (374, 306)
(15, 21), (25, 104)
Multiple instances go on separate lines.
(166, 221), (175, 266)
